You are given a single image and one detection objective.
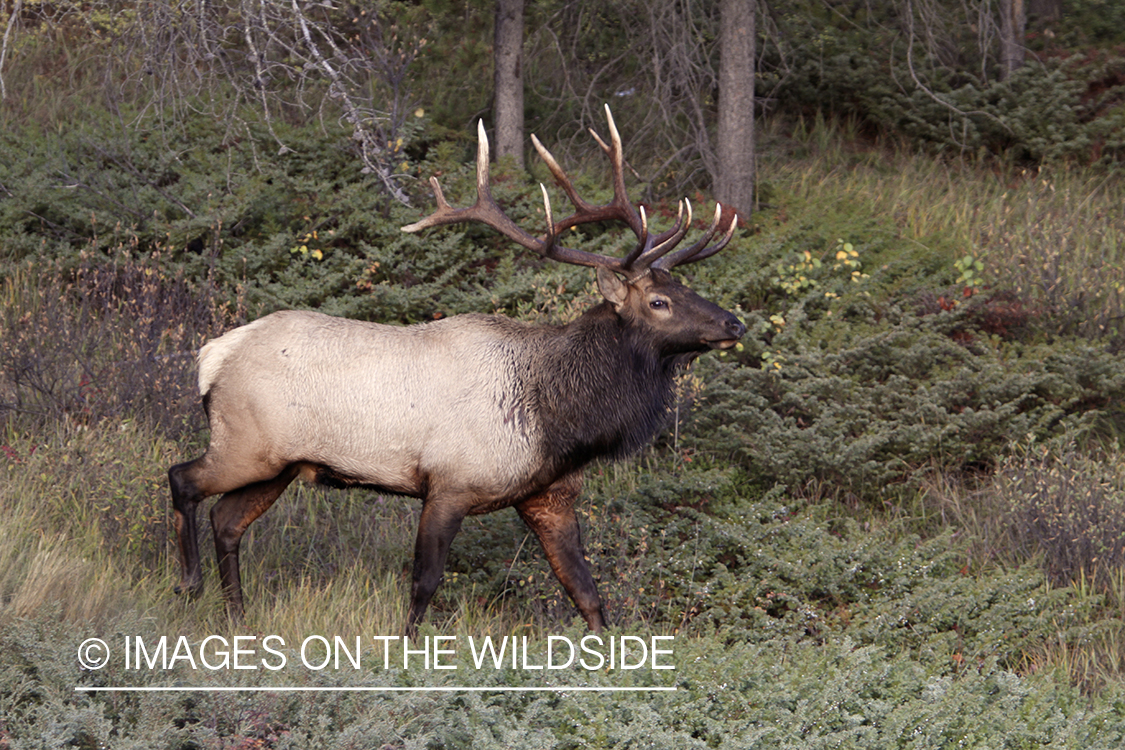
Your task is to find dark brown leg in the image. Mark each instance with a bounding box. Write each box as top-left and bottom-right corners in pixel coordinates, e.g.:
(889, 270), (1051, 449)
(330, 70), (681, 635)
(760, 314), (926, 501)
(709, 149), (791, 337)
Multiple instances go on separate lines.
(209, 466), (299, 621)
(406, 498), (466, 637)
(516, 471), (605, 631)
(169, 459), (208, 598)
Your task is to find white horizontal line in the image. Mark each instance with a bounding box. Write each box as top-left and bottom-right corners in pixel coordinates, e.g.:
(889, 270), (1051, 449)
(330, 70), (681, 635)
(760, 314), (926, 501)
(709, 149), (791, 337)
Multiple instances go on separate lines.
(75, 686), (676, 693)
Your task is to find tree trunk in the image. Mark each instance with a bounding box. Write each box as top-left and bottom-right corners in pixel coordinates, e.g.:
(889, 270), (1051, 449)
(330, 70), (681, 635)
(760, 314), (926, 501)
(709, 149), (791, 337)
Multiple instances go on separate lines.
(1027, 0), (1061, 24)
(716, 0), (755, 220)
(999, 0), (1026, 81)
(493, 0), (524, 170)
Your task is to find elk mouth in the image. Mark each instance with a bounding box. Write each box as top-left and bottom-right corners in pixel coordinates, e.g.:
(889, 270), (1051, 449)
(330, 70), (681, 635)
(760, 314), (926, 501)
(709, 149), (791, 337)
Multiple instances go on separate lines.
(706, 338), (740, 350)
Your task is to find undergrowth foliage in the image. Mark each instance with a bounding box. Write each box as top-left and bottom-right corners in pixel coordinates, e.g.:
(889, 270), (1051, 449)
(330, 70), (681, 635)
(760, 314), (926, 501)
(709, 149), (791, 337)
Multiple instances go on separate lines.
(690, 306), (1125, 502)
(974, 174), (1125, 350)
(0, 256), (239, 438)
(1000, 445), (1125, 589)
(4, 612), (1121, 749)
(3, 113), (1125, 745)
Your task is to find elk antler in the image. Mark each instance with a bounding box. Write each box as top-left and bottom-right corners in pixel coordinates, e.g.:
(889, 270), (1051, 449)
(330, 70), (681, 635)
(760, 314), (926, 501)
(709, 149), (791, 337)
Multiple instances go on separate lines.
(402, 104), (737, 276)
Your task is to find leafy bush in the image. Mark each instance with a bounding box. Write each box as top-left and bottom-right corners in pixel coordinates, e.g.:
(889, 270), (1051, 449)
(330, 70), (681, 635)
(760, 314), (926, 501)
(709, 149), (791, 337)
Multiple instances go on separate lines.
(872, 60), (1124, 164)
(0, 111), (644, 329)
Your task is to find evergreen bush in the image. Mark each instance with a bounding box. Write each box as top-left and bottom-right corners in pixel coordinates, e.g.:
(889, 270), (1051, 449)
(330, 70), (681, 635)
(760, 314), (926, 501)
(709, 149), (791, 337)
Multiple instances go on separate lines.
(689, 308), (1125, 502)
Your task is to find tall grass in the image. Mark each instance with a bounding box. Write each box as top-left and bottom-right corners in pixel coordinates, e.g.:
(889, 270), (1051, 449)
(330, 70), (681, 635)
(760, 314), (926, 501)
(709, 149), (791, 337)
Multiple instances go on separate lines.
(919, 442), (1125, 694)
(0, 421), (170, 627)
(0, 413), (556, 640)
(1020, 568), (1125, 695)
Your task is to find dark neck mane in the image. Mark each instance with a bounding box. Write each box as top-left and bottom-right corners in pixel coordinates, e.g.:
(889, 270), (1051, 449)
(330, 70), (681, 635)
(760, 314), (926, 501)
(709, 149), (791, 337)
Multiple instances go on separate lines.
(529, 303), (679, 472)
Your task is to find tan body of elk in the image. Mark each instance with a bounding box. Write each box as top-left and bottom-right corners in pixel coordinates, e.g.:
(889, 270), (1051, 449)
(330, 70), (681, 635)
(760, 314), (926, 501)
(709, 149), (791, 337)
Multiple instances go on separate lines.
(169, 106), (745, 635)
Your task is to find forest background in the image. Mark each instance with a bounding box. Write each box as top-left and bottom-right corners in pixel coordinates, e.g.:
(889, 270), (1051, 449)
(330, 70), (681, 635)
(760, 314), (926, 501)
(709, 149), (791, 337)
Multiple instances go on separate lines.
(2, 0), (1125, 747)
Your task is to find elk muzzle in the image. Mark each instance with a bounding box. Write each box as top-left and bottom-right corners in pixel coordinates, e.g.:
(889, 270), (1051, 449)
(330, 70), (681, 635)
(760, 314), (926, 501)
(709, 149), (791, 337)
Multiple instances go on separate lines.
(705, 313), (747, 350)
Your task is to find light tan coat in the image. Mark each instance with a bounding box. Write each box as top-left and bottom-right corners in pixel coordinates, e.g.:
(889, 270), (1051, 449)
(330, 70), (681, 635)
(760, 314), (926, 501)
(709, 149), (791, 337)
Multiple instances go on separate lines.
(197, 310), (543, 508)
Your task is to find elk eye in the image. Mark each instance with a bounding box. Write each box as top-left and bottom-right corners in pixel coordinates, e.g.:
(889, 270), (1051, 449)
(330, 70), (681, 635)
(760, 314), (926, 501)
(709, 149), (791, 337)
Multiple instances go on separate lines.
(649, 298), (668, 310)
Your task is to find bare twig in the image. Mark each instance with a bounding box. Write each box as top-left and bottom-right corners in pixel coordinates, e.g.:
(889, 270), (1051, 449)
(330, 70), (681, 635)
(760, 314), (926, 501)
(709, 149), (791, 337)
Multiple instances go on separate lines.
(3, 1), (419, 204)
(904, 0), (1013, 139)
(290, 0), (410, 204)
(0, 0), (24, 101)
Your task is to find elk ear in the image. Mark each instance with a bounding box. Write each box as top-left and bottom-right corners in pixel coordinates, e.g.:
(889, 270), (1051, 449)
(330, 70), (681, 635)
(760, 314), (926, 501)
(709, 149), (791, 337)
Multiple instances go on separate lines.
(596, 266), (630, 308)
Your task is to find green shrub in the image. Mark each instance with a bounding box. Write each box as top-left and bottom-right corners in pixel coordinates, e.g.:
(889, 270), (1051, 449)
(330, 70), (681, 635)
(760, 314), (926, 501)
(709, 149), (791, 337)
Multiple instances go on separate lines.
(761, 7), (1125, 166)
(688, 307), (1125, 502)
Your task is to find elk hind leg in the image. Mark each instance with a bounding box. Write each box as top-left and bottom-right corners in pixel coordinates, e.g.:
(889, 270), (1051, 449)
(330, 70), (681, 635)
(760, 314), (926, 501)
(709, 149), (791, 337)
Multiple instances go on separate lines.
(210, 465), (299, 621)
(169, 457), (212, 598)
(516, 472), (605, 631)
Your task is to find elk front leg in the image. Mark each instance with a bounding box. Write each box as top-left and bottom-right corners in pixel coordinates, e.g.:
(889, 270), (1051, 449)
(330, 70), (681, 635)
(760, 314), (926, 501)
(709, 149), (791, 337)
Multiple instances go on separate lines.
(209, 467), (298, 621)
(406, 498), (466, 638)
(516, 472), (605, 631)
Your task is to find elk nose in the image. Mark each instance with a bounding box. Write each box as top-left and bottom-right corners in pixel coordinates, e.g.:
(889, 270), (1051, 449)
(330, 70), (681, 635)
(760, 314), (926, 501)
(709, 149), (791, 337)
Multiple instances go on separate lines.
(725, 316), (747, 339)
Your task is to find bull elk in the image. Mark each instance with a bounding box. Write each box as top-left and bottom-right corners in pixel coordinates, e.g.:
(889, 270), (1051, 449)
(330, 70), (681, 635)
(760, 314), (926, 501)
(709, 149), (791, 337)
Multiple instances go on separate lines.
(168, 106), (746, 634)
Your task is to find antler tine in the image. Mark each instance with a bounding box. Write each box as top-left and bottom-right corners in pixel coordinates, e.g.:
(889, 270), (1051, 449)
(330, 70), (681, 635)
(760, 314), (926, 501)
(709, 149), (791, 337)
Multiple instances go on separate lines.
(618, 205), (651, 270)
(536, 180), (636, 269)
(619, 200), (689, 278)
(648, 199), (686, 246)
(530, 134), (597, 216)
(541, 183), (554, 232)
(653, 204), (739, 270)
(638, 199), (692, 268)
(650, 202), (718, 268)
(402, 121), (542, 252)
(587, 128), (610, 154)
(403, 119), (633, 269)
(535, 105), (645, 240)
(591, 104), (644, 237)
(538, 182), (559, 259)
(474, 118), (491, 194)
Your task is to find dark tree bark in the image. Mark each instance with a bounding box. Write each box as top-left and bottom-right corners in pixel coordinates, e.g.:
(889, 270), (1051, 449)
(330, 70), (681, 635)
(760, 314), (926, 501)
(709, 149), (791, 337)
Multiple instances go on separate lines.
(493, 0), (524, 169)
(716, 0), (755, 220)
